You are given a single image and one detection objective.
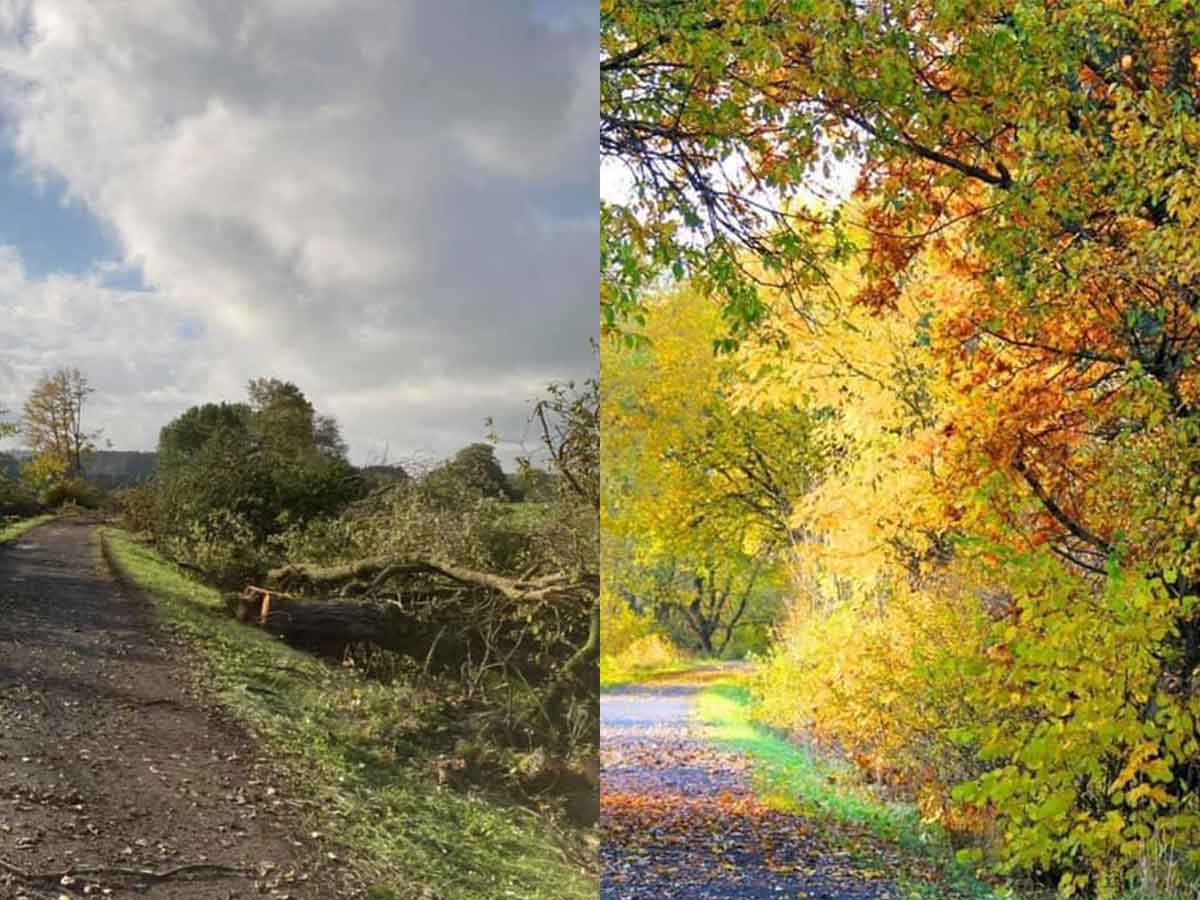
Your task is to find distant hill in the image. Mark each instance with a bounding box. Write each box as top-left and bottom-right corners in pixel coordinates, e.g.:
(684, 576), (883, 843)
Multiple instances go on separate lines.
(84, 451), (158, 488)
(0, 450), (29, 481)
(0, 449), (158, 488)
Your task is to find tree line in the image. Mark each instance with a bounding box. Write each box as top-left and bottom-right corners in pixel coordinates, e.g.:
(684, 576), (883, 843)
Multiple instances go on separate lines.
(0, 365), (600, 806)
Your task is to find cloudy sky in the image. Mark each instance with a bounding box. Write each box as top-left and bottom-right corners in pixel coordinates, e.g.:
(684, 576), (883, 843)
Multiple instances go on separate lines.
(0, 0), (597, 465)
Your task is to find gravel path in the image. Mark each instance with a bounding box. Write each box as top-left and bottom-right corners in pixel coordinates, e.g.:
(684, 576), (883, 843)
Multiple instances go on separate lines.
(601, 678), (899, 899)
(0, 520), (353, 899)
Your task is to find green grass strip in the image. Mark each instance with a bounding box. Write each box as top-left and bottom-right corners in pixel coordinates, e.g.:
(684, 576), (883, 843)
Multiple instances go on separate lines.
(600, 657), (714, 692)
(696, 680), (1004, 900)
(0, 513), (56, 543)
(99, 526), (596, 900)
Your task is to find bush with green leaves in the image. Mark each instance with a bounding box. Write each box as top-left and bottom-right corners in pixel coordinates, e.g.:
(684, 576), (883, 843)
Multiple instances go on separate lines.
(163, 509), (270, 585)
(949, 552), (1200, 897)
(419, 442), (517, 505)
(0, 476), (41, 517)
(39, 477), (104, 510)
(124, 379), (361, 583)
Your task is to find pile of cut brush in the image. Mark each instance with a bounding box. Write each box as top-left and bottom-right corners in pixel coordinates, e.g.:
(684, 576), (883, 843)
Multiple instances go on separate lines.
(228, 552), (598, 733)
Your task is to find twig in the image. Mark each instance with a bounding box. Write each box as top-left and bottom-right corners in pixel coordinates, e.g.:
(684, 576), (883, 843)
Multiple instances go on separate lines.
(0, 857), (245, 882)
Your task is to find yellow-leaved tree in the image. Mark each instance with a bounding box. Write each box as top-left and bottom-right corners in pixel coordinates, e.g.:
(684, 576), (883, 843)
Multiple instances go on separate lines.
(602, 287), (830, 657)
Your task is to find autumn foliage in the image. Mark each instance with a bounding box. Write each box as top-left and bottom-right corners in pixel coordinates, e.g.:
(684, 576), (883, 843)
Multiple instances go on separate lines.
(603, 0), (1200, 893)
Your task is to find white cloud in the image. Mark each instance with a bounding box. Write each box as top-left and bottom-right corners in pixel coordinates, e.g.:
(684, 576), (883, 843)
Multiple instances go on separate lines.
(0, 246), (205, 447)
(0, 0), (598, 463)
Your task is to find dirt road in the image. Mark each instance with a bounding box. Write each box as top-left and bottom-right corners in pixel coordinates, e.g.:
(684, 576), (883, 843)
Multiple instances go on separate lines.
(0, 520), (349, 899)
(601, 678), (899, 899)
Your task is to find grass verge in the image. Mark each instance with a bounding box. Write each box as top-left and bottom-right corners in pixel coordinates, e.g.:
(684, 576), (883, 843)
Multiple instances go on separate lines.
(99, 526), (597, 900)
(0, 513), (56, 543)
(600, 655), (718, 692)
(695, 678), (1004, 900)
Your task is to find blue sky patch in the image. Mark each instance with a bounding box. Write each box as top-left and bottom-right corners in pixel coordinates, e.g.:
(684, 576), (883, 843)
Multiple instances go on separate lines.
(177, 319), (205, 341)
(0, 140), (123, 279)
(98, 261), (152, 292)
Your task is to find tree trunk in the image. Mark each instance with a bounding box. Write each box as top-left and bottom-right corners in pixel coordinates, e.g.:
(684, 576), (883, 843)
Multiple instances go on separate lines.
(235, 587), (479, 670)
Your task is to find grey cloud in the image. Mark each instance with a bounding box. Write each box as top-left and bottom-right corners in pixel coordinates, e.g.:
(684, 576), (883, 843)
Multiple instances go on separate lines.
(0, 0), (597, 464)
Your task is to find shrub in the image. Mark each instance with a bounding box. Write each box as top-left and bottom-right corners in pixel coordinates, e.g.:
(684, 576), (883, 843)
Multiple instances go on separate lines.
(718, 621), (772, 660)
(621, 633), (681, 669)
(600, 590), (682, 685)
(113, 483), (160, 534)
(755, 568), (993, 809)
(162, 509), (270, 586)
(760, 550), (1200, 893)
(0, 477), (41, 517)
(40, 477), (104, 510)
(600, 588), (654, 658)
(951, 554), (1200, 896)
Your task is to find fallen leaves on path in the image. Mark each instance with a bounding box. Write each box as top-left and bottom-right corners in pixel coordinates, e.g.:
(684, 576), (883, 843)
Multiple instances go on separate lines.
(600, 684), (900, 899)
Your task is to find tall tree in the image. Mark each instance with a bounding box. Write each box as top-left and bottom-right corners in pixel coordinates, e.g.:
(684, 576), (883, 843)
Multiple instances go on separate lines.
(157, 402), (252, 469)
(602, 2), (1200, 356)
(606, 3), (1200, 886)
(246, 378), (350, 462)
(23, 367), (100, 476)
(449, 443), (515, 500)
(605, 0), (1200, 681)
(602, 287), (824, 653)
(603, 287), (829, 558)
(247, 378), (319, 458)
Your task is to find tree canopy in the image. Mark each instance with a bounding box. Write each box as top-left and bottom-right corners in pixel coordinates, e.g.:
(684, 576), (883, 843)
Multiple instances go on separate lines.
(158, 402), (252, 470)
(603, 0), (1200, 349)
(602, 287), (822, 654)
(603, 3), (1200, 888)
(22, 367), (100, 477)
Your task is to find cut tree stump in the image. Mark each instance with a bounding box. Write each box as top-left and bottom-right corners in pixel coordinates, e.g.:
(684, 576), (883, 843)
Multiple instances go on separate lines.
(233, 585), (476, 668)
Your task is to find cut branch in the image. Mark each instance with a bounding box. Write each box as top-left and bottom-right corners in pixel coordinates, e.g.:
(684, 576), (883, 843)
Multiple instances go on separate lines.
(268, 555), (597, 604)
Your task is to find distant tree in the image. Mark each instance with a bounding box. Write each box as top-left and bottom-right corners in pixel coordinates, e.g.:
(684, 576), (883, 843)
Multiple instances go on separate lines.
(246, 378), (349, 461)
(313, 414), (349, 459)
(22, 367), (100, 477)
(0, 407), (17, 444)
(158, 402), (251, 469)
(621, 551), (777, 657)
(508, 467), (558, 503)
(0, 451), (18, 481)
(436, 442), (515, 501)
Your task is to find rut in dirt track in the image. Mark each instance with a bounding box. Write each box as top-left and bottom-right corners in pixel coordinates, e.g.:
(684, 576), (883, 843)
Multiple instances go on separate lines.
(0, 520), (352, 900)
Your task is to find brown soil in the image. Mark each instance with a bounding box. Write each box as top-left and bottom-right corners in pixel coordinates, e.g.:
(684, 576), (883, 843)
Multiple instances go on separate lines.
(0, 519), (356, 899)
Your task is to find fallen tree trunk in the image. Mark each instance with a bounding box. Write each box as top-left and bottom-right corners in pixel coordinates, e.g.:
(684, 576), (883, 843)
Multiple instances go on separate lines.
(236, 586), (480, 669)
(255, 558), (599, 695)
